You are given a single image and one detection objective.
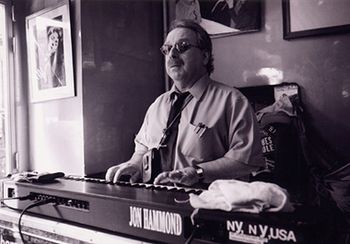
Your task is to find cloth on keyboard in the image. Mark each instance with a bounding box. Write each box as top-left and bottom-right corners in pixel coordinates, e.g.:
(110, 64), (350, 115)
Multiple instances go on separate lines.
(189, 179), (294, 213)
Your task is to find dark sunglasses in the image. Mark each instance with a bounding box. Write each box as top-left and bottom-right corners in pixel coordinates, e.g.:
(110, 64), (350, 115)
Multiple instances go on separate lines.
(160, 41), (200, 56)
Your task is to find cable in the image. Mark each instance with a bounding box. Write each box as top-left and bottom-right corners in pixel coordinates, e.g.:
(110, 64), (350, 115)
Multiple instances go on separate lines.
(0, 194), (35, 211)
(18, 198), (57, 244)
(0, 195), (34, 202)
(184, 224), (200, 244)
(184, 208), (201, 244)
(2, 201), (20, 211)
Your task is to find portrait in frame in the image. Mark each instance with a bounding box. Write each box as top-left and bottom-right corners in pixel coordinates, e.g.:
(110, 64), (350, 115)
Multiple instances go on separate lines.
(172, 0), (262, 38)
(283, 0), (350, 40)
(26, 1), (75, 103)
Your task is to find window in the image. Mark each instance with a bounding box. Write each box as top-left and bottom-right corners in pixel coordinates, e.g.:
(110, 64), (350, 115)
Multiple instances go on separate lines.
(0, 1), (14, 177)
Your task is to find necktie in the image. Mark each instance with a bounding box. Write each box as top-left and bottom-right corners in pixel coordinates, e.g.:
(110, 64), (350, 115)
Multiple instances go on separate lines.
(167, 92), (190, 131)
(159, 92), (191, 171)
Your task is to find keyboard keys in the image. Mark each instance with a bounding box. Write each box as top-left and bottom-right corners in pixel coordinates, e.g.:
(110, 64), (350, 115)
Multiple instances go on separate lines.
(64, 175), (203, 194)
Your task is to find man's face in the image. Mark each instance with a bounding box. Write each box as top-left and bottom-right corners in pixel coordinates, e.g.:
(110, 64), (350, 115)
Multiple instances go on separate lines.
(164, 27), (207, 88)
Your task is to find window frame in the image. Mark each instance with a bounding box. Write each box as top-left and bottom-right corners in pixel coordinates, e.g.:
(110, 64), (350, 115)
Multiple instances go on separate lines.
(0, 0), (16, 176)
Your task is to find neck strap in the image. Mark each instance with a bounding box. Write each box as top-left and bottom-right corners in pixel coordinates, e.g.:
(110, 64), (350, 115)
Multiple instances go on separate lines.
(157, 94), (193, 149)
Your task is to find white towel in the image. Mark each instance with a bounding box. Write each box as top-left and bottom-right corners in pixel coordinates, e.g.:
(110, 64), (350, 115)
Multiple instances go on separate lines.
(189, 180), (294, 213)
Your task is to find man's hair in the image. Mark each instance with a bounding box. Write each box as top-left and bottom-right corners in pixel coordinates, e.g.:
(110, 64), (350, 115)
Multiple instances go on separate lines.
(169, 19), (214, 74)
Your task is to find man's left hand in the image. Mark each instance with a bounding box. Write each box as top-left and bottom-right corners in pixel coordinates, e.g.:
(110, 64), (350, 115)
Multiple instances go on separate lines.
(153, 167), (199, 186)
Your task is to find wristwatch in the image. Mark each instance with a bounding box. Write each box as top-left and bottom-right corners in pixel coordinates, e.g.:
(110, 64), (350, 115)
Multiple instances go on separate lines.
(194, 165), (204, 180)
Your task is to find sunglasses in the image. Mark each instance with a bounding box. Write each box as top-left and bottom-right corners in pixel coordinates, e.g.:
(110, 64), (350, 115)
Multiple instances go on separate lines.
(160, 41), (200, 56)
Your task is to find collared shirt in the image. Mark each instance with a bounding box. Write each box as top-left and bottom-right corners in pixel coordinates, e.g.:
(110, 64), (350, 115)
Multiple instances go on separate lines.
(134, 75), (264, 178)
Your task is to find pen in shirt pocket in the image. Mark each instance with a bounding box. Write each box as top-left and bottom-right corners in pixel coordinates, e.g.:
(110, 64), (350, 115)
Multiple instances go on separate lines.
(195, 122), (207, 137)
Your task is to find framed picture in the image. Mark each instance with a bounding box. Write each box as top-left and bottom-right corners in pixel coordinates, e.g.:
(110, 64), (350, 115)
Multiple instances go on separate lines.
(282, 0), (350, 40)
(26, 1), (75, 103)
(170, 0), (262, 38)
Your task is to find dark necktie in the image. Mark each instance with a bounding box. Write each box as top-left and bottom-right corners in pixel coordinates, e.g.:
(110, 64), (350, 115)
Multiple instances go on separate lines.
(159, 92), (191, 171)
(167, 92), (190, 130)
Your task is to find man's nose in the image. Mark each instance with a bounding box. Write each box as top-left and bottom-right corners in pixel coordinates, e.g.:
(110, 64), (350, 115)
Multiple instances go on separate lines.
(169, 45), (179, 58)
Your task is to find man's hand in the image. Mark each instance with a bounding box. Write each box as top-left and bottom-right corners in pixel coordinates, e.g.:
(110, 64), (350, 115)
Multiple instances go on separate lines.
(105, 160), (142, 183)
(153, 167), (199, 186)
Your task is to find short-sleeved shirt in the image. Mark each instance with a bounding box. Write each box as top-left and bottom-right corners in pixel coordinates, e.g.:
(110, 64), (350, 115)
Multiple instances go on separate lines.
(134, 75), (264, 174)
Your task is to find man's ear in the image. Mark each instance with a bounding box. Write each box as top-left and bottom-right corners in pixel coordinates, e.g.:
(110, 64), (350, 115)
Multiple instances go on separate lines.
(202, 51), (210, 66)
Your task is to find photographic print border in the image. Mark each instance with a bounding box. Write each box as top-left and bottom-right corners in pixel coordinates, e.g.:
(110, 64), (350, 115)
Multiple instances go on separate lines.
(26, 1), (75, 103)
(169, 0), (262, 38)
(282, 0), (350, 40)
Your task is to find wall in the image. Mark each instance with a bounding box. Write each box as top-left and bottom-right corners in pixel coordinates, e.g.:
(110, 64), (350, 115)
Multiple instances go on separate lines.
(16, 0), (84, 175)
(16, 0), (350, 174)
(211, 0), (350, 162)
(15, 0), (164, 176)
(81, 0), (164, 175)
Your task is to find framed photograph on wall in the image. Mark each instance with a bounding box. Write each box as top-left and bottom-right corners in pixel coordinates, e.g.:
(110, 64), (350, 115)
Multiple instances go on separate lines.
(170, 0), (262, 38)
(282, 0), (350, 40)
(26, 1), (75, 103)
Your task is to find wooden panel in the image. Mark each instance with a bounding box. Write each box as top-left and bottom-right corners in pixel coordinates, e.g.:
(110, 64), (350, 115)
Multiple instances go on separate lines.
(81, 0), (165, 175)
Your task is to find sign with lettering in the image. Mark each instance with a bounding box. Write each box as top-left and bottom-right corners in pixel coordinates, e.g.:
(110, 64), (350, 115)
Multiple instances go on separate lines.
(128, 206), (183, 236)
(226, 219), (297, 243)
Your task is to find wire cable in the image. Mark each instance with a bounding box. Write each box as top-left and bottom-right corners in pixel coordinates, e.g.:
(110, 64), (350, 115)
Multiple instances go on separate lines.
(184, 224), (200, 244)
(184, 208), (201, 244)
(0, 195), (34, 202)
(18, 198), (57, 244)
(2, 201), (21, 211)
(0, 194), (35, 211)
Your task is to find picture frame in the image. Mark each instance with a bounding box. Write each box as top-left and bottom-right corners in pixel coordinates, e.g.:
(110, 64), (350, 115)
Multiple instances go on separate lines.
(282, 0), (350, 40)
(26, 1), (75, 103)
(169, 0), (262, 38)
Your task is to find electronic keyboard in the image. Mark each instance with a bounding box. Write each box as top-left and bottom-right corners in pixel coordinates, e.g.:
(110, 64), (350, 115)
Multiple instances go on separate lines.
(1, 177), (325, 243)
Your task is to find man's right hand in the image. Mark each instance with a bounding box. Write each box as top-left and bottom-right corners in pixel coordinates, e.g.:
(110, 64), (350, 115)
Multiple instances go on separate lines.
(105, 159), (142, 183)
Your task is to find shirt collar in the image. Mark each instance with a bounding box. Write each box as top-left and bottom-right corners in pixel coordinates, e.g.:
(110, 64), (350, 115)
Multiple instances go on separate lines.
(188, 74), (210, 100)
(169, 74), (210, 101)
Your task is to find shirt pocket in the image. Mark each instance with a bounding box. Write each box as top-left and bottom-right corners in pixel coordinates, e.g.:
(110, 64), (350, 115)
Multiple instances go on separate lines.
(180, 123), (223, 161)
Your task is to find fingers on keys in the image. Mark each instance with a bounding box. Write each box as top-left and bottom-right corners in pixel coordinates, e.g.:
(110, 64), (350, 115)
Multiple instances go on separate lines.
(105, 165), (120, 182)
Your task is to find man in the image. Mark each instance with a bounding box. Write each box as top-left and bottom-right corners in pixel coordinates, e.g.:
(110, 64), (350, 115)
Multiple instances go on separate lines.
(105, 19), (263, 187)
